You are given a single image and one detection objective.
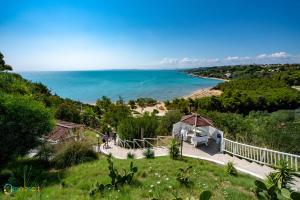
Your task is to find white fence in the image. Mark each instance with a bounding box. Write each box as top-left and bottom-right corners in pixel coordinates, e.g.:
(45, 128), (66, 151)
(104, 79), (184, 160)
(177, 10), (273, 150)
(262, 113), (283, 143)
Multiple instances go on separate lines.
(117, 136), (173, 149)
(222, 138), (300, 171)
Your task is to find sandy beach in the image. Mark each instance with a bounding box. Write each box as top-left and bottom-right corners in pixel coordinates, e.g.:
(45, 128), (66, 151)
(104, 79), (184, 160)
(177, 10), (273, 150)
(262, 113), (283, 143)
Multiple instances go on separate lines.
(184, 88), (223, 100)
(133, 102), (167, 116)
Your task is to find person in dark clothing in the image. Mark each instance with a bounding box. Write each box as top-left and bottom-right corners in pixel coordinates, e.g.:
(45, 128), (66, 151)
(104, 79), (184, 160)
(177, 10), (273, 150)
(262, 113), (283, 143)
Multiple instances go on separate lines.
(112, 132), (117, 145)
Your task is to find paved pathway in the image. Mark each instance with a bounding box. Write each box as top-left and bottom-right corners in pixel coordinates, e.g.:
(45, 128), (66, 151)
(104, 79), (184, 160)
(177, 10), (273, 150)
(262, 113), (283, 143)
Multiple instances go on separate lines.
(99, 140), (300, 191)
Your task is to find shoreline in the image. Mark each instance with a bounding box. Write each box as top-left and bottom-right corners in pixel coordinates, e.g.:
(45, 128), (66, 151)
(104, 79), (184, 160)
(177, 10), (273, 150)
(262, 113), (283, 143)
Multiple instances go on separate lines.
(188, 73), (229, 82)
(183, 87), (223, 100)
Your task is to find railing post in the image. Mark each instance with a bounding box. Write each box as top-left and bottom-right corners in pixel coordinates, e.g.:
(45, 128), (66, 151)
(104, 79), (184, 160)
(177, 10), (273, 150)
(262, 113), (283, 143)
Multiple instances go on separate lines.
(220, 138), (224, 153)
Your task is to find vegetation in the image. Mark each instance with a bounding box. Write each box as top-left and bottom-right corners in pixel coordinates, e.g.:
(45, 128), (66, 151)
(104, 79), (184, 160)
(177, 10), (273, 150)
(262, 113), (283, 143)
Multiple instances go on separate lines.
(185, 64), (300, 84)
(0, 156), (257, 199)
(117, 112), (159, 140)
(53, 141), (98, 169)
(127, 152), (136, 159)
(0, 93), (54, 163)
(0, 52), (12, 72)
(254, 160), (300, 200)
(176, 165), (193, 186)
(90, 154), (138, 196)
(136, 97), (158, 107)
(143, 148), (155, 159)
(225, 162), (238, 176)
(156, 109), (182, 135)
(166, 64), (300, 154)
(169, 139), (181, 160)
(166, 78), (300, 115)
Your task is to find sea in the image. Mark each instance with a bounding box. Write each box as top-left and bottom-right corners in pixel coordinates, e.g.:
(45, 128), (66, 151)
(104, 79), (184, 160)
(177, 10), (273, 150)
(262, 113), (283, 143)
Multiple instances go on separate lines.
(20, 70), (222, 103)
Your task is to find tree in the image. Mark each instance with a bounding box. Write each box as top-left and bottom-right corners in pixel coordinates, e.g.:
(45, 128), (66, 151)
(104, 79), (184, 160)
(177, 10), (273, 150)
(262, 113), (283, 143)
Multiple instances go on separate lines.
(81, 107), (99, 128)
(128, 100), (136, 109)
(0, 93), (54, 163)
(0, 52), (13, 72)
(95, 96), (112, 114)
(156, 110), (182, 135)
(102, 103), (131, 128)
(55, 102), (81, 123)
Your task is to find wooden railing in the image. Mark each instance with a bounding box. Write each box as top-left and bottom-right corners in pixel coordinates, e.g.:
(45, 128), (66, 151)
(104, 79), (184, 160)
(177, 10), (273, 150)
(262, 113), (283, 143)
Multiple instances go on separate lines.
(222, 138), (300, 171)
(117, 136), (173, 149)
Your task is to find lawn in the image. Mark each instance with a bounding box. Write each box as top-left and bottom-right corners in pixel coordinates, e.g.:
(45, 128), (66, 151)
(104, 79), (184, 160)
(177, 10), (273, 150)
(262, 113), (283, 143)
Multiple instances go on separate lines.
(1, 156), (257, 200)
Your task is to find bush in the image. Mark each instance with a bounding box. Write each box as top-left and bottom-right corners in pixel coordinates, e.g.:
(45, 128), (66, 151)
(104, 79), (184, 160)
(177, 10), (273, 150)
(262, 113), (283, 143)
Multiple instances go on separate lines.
(117, 113), (158, 140)
(177, 165), (193, 186)
(53, 141), (97, 169)
(143, 148), (155, 159)
(225, 162), (237, 176)
(55, 102), (81, 123)
(127, 152), (136, 159)
(0, 93), (54, 163)
(169, 139), (180, 160)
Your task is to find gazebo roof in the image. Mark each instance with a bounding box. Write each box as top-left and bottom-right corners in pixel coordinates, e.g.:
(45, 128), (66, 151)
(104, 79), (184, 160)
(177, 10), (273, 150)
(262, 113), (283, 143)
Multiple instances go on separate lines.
(180, 114), (213, 127)
(45, 120), (83, 142)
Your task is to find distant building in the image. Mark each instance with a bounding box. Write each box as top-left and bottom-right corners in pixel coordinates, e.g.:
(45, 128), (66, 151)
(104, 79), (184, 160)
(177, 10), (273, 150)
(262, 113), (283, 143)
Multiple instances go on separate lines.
(44, 120), (84, 144)
(225, 72), (232, 78)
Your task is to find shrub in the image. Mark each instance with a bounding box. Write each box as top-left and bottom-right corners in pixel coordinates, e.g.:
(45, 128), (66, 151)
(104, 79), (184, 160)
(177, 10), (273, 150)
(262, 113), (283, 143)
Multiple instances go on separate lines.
(225, 162), (237, 176)
(169, 139), (180, 160)
(177, 165), (192, 186)
(0, 93), (54, 163)
(143, 148), (155, 159)
(53, 141), (97, 169)
(117, 113), (158, 140)
(55, 102), (81, 123)
(127, 152), (136, 159)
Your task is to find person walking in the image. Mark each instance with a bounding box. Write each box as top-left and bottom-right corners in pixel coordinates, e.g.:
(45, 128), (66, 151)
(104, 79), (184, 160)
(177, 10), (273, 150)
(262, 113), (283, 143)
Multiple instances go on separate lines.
(112, 132), (117, 145)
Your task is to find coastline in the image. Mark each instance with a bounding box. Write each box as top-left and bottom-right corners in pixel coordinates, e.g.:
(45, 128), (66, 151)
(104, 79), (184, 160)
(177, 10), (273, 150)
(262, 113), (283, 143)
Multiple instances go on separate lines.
(188, 73), (229, 82)
(184, 87), (222, 100)
(87, 72), (226, 106)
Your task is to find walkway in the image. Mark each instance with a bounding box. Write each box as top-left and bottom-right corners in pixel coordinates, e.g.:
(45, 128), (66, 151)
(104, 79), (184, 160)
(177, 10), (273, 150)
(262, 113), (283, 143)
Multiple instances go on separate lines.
(99, 140), (300, 191)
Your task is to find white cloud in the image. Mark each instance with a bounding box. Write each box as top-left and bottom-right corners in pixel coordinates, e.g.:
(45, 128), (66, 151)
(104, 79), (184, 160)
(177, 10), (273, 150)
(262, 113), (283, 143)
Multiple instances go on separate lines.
(256, 51), (289, 59)
(154, 51), (299, 68)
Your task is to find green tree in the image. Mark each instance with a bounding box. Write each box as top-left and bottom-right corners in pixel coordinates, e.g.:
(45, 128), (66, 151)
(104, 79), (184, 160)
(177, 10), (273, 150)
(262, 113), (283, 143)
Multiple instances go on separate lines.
(55, 102), (81, 123)
(0, 93), (54, 163)
(81, 107), (99, 128)
(156, 110), (182, 135)
(95, 96), (112, 114)
(128, 100), (136, 109)
(0, 52), (13, 72)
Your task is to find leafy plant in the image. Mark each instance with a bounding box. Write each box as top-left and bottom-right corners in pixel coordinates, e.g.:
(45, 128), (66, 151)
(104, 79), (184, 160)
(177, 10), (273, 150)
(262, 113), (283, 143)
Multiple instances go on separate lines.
(255, 179), (300, 200)
(176, 165), (193, 186)
(254, 161), (300, 200)
(269, 160), (296, 189)
(90, 154), (138, 196)
(127, 152), (136, 159)
(169, 139), (180, 160)
(225, 161), (237, 176)
(143, 148), (155, 159)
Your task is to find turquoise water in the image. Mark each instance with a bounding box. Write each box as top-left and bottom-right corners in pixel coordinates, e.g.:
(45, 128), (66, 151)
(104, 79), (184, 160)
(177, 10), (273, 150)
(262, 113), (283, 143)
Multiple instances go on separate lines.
(20, 70), (222, 103)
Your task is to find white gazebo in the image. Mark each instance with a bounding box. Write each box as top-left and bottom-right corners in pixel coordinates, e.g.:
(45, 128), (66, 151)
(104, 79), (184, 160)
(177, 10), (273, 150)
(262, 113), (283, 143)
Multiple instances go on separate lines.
(172, 114), (223, 147)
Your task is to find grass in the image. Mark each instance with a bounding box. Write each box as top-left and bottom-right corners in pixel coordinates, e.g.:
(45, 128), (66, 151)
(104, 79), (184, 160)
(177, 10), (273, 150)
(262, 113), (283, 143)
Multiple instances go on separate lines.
(1, 156), (257, 200)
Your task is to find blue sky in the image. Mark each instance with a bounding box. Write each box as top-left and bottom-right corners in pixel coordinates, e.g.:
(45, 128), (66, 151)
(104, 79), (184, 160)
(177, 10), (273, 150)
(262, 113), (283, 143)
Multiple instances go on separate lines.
(1, 0), (300, 71)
